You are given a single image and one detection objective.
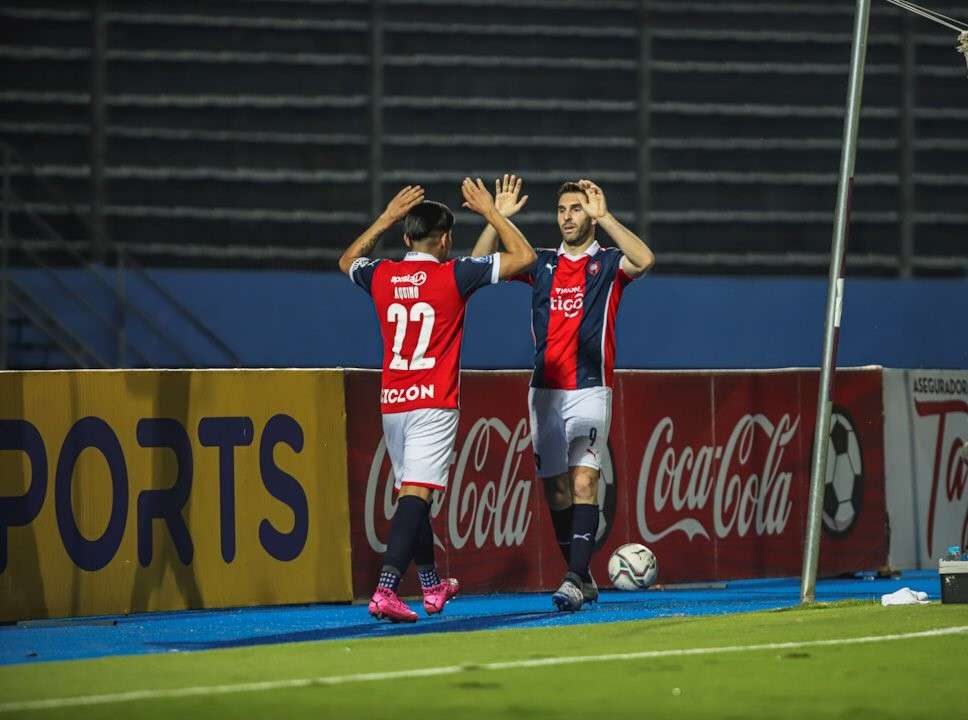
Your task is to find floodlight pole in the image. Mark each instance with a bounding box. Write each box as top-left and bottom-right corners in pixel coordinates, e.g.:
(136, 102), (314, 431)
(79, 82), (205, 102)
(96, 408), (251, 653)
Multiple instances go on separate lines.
(800, 0), (871, 605)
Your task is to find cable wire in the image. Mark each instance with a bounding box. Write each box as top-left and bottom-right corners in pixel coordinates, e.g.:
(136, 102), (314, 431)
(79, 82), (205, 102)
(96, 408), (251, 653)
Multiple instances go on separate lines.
(881, 0), (966, 32)
(880, 0), (968, 74)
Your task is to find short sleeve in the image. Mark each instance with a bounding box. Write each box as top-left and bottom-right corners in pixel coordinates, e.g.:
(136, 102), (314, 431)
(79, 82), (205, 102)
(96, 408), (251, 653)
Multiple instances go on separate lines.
(510, 249), (554, 285)
(347, 257), (382, 295)
(453, 254), (500, 297)
(615, 253), (639, 287)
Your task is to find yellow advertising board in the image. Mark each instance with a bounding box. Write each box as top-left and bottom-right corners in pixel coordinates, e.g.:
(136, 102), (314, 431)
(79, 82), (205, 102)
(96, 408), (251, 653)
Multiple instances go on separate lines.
(0, 369), (352, 621)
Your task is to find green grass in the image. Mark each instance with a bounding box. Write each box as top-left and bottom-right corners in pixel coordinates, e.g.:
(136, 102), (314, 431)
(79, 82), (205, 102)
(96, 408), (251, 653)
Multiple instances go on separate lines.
(1, 602), (967, 719)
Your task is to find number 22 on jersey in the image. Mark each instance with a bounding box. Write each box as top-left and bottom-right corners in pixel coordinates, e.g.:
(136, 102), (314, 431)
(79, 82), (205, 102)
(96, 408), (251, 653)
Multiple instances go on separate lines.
(387, 301), (436, 370)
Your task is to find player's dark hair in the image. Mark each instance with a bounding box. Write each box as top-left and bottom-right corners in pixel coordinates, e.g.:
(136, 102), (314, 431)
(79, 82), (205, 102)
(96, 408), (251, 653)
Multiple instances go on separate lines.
(557, 181), (587, 200)
(404, 201), (454, 243)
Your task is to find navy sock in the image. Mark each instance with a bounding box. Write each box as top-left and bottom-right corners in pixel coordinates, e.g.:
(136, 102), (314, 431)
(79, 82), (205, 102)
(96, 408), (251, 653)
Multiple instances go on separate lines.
(380, 495), (430, 585)
(568, 504), (599, 580)
(414, 512), (440, 588)
(550, 506), (573, 566)
(413, 510), (436, 567)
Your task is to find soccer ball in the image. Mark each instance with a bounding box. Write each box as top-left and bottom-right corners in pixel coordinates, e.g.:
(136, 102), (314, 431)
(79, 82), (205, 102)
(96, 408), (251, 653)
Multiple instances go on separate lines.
(822, 410), (864, 535)
(608, 543), (658, 590)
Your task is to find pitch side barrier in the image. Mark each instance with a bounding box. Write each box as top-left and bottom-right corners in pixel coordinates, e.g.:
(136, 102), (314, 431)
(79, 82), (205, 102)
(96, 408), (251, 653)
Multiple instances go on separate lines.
(0, 370), (352, 622)
(883, 369), (968, 570)
(1, 367), (890, 621)
(346, 368), (889, 599)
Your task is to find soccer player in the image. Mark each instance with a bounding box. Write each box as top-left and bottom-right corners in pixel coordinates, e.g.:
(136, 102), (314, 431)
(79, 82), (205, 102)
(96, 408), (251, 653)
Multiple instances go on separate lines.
(339, 179), (536, 622)
(472, 176), (655, 611)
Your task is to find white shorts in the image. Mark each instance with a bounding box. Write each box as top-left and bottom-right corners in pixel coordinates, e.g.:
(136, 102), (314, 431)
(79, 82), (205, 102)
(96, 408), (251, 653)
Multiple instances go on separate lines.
(527, 386), (612, 478)
(382, 408), (459, 491)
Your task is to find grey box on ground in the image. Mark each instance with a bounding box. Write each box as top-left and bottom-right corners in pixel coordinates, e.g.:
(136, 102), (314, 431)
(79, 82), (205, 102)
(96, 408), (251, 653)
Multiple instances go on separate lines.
(939, 560), (968, 604)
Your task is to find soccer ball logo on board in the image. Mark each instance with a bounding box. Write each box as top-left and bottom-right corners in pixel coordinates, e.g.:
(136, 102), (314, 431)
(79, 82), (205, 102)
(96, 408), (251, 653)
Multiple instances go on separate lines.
(822, 408), (865, 535)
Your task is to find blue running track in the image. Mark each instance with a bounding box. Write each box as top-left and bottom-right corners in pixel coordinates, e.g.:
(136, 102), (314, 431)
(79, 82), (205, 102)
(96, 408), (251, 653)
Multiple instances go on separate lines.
(0, 571), (940, 666)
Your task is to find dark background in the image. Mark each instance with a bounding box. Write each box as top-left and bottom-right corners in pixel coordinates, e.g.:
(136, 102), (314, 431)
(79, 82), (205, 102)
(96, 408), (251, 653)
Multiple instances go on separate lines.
(3, 0), (966, 275)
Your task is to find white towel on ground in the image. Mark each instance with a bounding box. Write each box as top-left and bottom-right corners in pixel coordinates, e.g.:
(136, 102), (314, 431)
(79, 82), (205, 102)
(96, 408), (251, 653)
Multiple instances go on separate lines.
(880, 587), (930, 606)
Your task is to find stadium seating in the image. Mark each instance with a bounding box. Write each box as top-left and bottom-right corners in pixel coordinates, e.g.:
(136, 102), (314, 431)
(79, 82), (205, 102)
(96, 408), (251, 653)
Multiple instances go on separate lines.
(1, 0), (966, 273)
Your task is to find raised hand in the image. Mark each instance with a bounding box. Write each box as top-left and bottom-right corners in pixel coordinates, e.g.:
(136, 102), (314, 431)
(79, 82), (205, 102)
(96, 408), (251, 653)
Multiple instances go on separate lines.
(380, 185), (425, 224)
(493, 174), (528, 218)
(339, 185), (425, 274)
(461, 177), (498, 217)
(577, 179), (608, 219)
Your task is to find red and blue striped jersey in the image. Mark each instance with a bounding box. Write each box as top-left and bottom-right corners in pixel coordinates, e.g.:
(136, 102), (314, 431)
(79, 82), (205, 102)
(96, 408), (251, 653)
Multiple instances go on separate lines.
(514, 242), (635, 390)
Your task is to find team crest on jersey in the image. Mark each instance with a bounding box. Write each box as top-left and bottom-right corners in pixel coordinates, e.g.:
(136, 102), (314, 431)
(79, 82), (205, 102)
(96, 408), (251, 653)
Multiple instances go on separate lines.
(588, 261), (601, 276)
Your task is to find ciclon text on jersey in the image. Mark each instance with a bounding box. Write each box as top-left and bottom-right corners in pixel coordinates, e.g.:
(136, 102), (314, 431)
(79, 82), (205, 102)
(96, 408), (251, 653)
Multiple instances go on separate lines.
(381, 384), (436, 404)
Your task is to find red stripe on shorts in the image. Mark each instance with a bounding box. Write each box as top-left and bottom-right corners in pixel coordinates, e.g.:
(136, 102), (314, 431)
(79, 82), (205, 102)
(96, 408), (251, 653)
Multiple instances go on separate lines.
(399, 480), (447, 490)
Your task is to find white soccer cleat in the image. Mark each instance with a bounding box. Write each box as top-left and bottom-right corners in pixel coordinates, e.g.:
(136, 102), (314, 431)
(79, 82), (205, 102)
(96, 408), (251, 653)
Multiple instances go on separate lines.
(552, 574), (585, 612)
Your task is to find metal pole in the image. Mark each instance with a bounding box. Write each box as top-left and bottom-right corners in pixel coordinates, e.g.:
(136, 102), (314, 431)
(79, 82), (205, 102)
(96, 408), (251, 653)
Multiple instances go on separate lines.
(800, 0), (871, 604)
(369, 0), (384, 221)
(1, 146), (10, 370)
(637, 0), (653, 243)
(898, 13), (916, 278)
(90, 0), (108, 260)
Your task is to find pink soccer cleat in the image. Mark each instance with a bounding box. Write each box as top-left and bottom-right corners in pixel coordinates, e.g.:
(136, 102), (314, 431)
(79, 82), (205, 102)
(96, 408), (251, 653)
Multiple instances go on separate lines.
(422, 578), (460, 615)
(368, 587), (418, 623)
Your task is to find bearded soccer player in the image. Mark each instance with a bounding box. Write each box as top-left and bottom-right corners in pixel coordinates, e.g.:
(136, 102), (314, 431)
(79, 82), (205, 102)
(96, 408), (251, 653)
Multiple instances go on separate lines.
(339, 179), (536, 622)
(472, 176), (655, 611)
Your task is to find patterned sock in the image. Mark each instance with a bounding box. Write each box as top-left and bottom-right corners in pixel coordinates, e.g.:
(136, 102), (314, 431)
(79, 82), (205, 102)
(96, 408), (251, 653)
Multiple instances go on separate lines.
(377, 566), (401, 591)
(568, 504), (599, 581)
(550, 506), (573, 566)
(416, 565), (441, 589)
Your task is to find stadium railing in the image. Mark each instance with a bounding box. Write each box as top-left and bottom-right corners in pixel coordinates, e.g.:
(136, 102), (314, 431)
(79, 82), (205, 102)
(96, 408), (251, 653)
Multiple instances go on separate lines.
(0, 141), (240, 369)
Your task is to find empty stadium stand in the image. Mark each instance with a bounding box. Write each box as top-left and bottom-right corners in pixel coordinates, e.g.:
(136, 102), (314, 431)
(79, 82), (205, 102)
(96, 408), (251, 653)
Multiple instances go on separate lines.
(1, 0), (966, 274)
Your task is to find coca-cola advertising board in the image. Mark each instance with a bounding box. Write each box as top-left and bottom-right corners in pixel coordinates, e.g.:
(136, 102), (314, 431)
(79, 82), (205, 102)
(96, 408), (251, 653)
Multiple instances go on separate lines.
(345, 369), (888, 598)
(884, 370), (968, 569)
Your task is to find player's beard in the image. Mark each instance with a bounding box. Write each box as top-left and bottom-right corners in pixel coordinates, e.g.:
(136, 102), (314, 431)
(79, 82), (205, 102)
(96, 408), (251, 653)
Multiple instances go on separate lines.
(560, 216), (593, 246)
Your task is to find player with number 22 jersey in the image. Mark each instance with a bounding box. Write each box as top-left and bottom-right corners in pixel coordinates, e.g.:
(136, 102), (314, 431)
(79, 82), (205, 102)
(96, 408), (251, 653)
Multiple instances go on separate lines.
(340, 179), (535, 623)
(351, 252), (497, 414)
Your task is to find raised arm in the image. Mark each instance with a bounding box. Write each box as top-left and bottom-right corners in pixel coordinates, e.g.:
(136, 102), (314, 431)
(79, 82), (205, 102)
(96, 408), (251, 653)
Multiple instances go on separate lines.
(337, 185), (425, 274)
(578, 179), (655, 278)
(470, 174), (529, 258)
(462, 177), (536, 280)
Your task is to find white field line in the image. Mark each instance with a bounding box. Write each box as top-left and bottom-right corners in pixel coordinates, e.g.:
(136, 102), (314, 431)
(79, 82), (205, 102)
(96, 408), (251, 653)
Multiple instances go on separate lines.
(2, 625), (966, 713)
